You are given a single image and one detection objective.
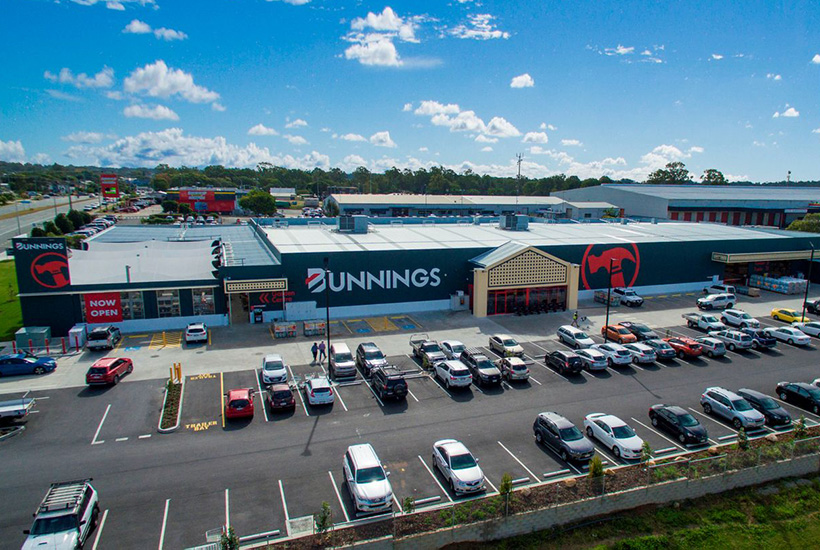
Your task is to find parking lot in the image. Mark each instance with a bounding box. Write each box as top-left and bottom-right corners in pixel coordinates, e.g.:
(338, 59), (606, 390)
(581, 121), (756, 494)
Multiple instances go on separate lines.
(2, 290), (820, 548)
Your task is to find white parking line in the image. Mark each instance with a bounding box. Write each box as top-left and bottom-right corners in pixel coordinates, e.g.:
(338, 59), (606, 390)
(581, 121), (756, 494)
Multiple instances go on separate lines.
(328, 471), (350, 522)
(630, 417), (686, 451)
(417, 455), (453, 502)
(91, 404), (111, 445)
(472, 382), (485, 394)
(225, 489), (230, 529)
(334, 387), (349, 412)
(158, 499), (170, 550)
(256, 369), (269, 422)
(427, 374), (454, 397)
(360, 377), (385, 408)
(278, 480), (290, 536)
(115, 437), (128, 442)
(484, 476), (499, 494)
(139, 434), (152, 439)
(407, 387), (420, 402)
(287, 365), (309, 417)
(91, 509), (108, 550)
(497, 441), (538, 481)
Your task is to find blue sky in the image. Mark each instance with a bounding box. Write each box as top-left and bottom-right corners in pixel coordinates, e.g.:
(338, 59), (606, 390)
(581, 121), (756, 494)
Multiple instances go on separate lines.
(2, 0), (820, 182)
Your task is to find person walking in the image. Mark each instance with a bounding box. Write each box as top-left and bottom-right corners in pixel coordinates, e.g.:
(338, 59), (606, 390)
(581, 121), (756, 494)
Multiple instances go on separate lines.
(571, 311), (579, 327)
(311, 342), (318, 364)
(318, 341), (327, 363)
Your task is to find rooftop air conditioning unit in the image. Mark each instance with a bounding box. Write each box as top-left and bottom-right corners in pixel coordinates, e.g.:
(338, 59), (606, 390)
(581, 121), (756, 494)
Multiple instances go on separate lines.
(499, 214), (529, 231)
(338, 214), (369, 234)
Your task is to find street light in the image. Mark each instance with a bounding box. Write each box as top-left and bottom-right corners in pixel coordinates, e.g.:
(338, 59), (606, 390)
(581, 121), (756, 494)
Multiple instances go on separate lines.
(324, 256), (331, 368)
(604, 258), (614, 342)
(801, 243), (814, 321)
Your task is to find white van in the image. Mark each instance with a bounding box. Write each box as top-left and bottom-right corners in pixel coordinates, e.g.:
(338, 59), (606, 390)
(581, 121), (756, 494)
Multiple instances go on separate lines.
(329, 342), (356, 379)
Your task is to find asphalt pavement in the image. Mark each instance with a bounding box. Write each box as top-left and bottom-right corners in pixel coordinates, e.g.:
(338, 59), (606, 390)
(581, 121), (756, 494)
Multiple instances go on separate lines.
(2, 289), (820, 548)
(0, 197), (97, 248)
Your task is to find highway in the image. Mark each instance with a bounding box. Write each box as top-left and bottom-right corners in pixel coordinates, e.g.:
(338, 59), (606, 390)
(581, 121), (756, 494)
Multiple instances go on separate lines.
(0, 197), (97, 249)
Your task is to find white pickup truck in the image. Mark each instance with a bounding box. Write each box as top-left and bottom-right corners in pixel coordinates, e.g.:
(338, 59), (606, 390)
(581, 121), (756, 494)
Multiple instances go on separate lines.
(0, 397), (35, 420)
(682, 312), (727, 332)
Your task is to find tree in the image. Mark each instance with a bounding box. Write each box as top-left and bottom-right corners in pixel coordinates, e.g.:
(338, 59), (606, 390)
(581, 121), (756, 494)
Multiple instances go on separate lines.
(30, 227), (47, 237)
(54, 213), (74, 234)
(787, 213), (820, 233)
(701, 169), (727, 185)
(161, 200), (179, 213)
(324, 200), (339, 217)
(239, 189), (277, 216)
(67, 209), (85, 230)
(43, 221), (62, 235)
(178, 203), (192, 215)
(646, 162), (691, 185)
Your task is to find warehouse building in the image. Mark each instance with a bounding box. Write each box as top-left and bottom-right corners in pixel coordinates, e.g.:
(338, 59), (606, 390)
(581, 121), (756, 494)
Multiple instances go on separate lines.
(325, 194), (616, 220)
(163, 188), (245, 214)
(553, 184), (820, 228)
(11, 217), (819, 335)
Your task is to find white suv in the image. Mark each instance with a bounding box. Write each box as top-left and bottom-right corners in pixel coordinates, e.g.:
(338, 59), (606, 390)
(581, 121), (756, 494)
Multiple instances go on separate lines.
(557, 325), (594, 349)
(433, 360), (472, 389)
(696, 293), (736, 311)
(720, 309), (760, 329)
(343, 444), (393, 516)
(23, 479), (99, 550)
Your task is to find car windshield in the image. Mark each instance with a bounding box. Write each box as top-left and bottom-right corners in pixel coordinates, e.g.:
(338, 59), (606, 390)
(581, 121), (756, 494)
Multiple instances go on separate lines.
(612, 425), (636, 439)
(503, 339), (518, 346)
(732, 399), (752, 412)
(423, 343), (441, 353)
(356, 466), (386, 483)
(365, 350), (384, 359)
(559, 426), (584, 441)
(678, 414), (698, 427)
(703, 316), (718, 323)
(758, 397), (779, 410)
(633, 324), (650, 333)
(576, 332), (589, 339)
(31, 515), (77, 535)
(807, 388), (820, 400)
(512, 363), (528, 371)
(335, 352), (353, 362)
(450, 345), (465, 354)
(657, 342), (672, 350)
(617, 328), (631, 335)
(264, 361), (284, 371)
(88, 331), (109, 340)
(450, 452), (478, 470)
(739, 313), (752, 319)
(272, 390), (292, 399)
(477, 359), (495, 370)
(623, 290), (636, 296)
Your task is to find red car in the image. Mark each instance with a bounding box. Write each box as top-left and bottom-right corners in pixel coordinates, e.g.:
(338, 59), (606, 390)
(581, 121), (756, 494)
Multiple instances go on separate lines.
(601, 324), (638, 344)
(266, 384), (296, 411)
(663, 337), (703, 359)
(225, 388), (255, 420)
(85, 357), (133, 385)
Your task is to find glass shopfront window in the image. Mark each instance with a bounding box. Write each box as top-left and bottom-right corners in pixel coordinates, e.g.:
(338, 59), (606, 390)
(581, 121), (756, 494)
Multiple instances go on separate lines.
(192, 288), (216, 316)
(121, 291), (144, 320)
(157, 290), (181, 318)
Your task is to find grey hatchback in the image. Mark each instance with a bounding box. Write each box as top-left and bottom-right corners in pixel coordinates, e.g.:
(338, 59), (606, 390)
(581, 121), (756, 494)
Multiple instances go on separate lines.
(533, 411), (595, 463)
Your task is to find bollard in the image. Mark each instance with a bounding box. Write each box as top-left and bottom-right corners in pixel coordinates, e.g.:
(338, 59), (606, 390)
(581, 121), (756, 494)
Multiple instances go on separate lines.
(162, 332), (167, 346)
(12, 341), (16, 353)
(74, 335), (80, 351)
(61, 338), (67, 354)
(28, 339), (33, 352)
(45, 339), (50, 355)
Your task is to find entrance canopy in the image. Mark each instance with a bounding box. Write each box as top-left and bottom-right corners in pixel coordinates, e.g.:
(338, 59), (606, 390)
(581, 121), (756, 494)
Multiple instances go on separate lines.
(712, 250), (814, 264)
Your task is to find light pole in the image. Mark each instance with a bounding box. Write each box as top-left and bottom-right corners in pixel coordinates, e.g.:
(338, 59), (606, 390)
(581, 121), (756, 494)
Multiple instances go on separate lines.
(125, 265), (131, 284)
(14, 201), (21, 236)
(801, 243), (814, 321)
(324, 257), (331, 368)
(604, 258), (614, 342)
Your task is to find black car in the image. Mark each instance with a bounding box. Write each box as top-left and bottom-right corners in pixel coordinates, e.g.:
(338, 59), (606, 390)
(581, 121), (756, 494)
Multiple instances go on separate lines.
(741, 328), (776, 350)
(532, 411), (595, 463)
(619, 322), (659, 341)
(642, 339), (677, 361)
(355, 342), (388, 377)
(370, 366), (408, 401)
(805, 299), (820, 315)
(459, 349), (502, 386)
(545, 350), (583, 375)
(737, 388), (791, 427)
(776, 382), (820, 415)
(648, 404), (709, 445)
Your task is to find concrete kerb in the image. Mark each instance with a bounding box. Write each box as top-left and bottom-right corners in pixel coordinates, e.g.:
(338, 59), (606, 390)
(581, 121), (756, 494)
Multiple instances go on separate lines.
(157, 377), (185, 434)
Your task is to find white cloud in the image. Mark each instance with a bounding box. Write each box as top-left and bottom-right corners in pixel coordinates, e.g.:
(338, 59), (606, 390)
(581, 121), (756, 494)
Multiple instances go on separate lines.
(449, 14), (509, 40)
(604, 44), (634, 56)
(812, 128), (820, 134)
(811, 54), (820, 64)
(711, 54), (724, 60)
(344, 33), (402, 67)
(414, 100), (520, 138)
(351, 7), (419, 43)
(44, 66), (114, 88)
(369, 131), (396, 148)
(341, 154), (368, 170)
(62, 131), (108, 143)
(766, 73), (782, 81)
(414, 100), (460, 116)
(486, 117), (520, 137)
(510, 73), (534, 88)
(211, 103), (226, 112)
(66, 128), (331, 169)
(432, 110), (486, 133)
(248, 124), (278, 136)
(46, 89), (82, 101)
(320, 127), (331, 133)
(522, 131), (548, 144)
(107, 2), (125, 10)
(475, 135), (497, 143)
(283, 134), (308, 145)
(106, 91), (125, 100)
(0, 139), (26, 162)
(123, 104), (179, 120)
(285, 118), (308, 128)
(688, 146), (705, 154)
(70, 0), (156, 8)
(153, 27), (188, 41)
(418, 146), (429, 152)
(123, 19), (151, 33)
(402, 103), (413, 112)
(481, 146), (493, 152)
(266, 0), (311, 4)
(540, 123), (557, 131)
(773, 107), (799, 118)
(30, 153), (51, 164)
(124, 60), (219, 104)
(561, 139), (582, 147)
(639, 144), (694, 171)
(343, 7), (429, 67)
(339, 133), (367, 142)
(753, 140), (766, 147)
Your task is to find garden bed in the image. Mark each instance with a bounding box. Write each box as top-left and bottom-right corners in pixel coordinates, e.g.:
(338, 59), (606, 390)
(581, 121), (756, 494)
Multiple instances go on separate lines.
(158, 379), (184, 432)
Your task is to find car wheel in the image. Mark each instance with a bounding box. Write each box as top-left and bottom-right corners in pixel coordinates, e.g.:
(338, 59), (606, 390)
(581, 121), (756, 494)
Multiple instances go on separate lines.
(780, 392), (788, 401)
(678, 433), (687, 444)
(33, 367), (45, 375)
(728, 344), (735, 351)
(732, 418), (742, 430)
(814, 405), (819, 415)
(651, 416), (659, 427)
(607, 358), (613, 367)
(677, 351), (685, 359)
(612, 446), (621, 458)
(574, 342), (580, 350)
(535, 431), (543, 444)
(707, 350), (714, 357)
(688, 321), (695, 328)
(728, 303), (734, 309)
(127, 364), (133, 374)
(788, 339), (794, 345)
(445, 379), (451, 389)
(450, 479), (456, 494)
(752, 342), (759, 350)
(586, 426), (594, 438)
(560, 449), (569, 462)
(703, 403), (712, 414)
(721, 317), (727, 324)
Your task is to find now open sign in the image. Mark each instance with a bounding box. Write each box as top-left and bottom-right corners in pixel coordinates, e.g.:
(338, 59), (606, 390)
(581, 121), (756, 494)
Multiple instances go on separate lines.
(84, 292), (123, 323)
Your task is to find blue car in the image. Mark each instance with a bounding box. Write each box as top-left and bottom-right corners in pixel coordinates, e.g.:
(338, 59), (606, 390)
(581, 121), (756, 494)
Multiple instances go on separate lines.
(0, 353), (57, 376)
(741, 327), (777, 350)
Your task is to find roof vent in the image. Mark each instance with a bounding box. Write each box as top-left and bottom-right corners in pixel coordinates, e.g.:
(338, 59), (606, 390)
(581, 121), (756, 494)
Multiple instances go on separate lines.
(499, 214), (529, 231)
(338, 215), (369, 234)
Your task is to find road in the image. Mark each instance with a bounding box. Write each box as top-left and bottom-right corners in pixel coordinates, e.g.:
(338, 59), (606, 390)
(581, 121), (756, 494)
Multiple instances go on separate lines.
(0, 197), (97, 249)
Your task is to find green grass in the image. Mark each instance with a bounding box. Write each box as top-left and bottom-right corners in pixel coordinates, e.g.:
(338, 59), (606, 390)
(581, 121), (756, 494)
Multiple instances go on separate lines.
(462, 476), (820, 550)
(0, 260), (22, 341)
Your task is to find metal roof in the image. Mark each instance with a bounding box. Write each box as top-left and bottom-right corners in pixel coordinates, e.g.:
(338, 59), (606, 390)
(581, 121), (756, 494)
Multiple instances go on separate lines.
(89, 225), (279, 266)
(262, 220), (811, 255)
(600, 184), (820, 202)
(329, 194), (564, 207)
(470, 241), (528, 268)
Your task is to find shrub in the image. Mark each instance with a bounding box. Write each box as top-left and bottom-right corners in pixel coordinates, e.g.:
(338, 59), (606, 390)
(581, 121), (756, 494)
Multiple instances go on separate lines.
(737, 427), (749, 450)
(588, 455), (605, 478)
(314, 501), (332, 535)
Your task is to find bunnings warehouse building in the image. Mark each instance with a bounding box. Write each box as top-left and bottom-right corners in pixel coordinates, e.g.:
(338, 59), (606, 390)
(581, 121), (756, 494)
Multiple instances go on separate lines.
(12, 217), (820, 335)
